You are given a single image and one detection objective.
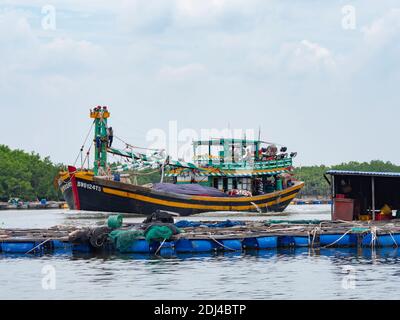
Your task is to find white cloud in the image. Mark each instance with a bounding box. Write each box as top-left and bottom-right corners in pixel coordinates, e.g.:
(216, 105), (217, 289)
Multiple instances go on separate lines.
(362, 8), (400, 46)
(245, 40), (336, 77)
(158, 63), (207, 80)
(112, 0), (267, 32)
(39, 38), (105, 71)
(175, 0), (228, 23)
(0, 9), (35, 43)
(283, 40), (336, 74)
(116, 0), (173, 33)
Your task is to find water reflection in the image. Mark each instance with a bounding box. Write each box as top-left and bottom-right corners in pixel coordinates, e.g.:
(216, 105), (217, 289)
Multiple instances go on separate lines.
(8, 246), (398, 263)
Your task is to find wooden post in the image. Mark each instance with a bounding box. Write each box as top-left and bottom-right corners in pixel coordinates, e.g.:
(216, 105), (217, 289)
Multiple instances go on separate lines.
(372, 176), (376, 220)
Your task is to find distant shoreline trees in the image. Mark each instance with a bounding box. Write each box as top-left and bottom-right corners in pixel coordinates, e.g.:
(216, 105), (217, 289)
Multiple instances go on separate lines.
(0, 145), (64, 202)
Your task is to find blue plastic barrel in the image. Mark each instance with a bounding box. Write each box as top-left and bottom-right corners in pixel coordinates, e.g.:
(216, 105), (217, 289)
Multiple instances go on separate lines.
(362, 234), (400, 247)
(278, 236), (295, 247)
(257, 237), (278, 249)
(2, 242), (36, 253)
(244, 237), (277, 249)
(320, 234), (357, 247)
(220, 239), (242, 251)
(294, 236), (309, 247)
(51, 240), (73, 255)
(377, 235), (400, 246)
(129, 240), (151, 253)
(191, 240), (215, 252)
(159, 242), (175, 256)
(175, 239), (194, 253)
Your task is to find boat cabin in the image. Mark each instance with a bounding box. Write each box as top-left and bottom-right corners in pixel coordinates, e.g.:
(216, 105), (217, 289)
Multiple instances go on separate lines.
(167, 139), (297, 196)
(326, 170), (400, 221)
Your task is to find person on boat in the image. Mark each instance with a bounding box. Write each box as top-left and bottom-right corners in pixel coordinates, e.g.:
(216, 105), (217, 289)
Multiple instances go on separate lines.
(95, 135), (101, 148)
(256, 178), (265, 195)
(107, 127), (114, 147)
(340, 179), (352, 195)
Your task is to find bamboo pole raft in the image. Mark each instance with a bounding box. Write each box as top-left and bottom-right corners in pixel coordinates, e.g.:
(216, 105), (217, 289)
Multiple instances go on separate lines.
(1, 219), (400, 255)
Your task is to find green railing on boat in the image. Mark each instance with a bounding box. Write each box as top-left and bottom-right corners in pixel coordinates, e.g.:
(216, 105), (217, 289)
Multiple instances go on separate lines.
(195, 158), (292, 170)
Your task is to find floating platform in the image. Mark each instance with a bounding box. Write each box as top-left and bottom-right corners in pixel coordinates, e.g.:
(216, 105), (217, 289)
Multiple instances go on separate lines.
(1, 220), (400, 256)
(0, 201), (67, 210)
(291, 199), (332, 205)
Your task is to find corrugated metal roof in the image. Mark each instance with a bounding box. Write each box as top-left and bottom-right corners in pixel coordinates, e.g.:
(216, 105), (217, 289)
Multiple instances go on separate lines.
(326, 170), (400, 178)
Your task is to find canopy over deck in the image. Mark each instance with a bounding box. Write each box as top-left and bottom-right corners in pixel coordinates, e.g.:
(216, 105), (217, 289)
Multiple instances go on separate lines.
(326, 170), (400, 221)
(326, 170), (400, 178)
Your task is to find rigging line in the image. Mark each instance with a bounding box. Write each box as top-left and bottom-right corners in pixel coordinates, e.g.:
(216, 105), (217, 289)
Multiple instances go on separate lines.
(129, 169), (161, 176)
(81, 142), (93, 170)
(113, 135), (164, 152)
(74, 120), (95, 166)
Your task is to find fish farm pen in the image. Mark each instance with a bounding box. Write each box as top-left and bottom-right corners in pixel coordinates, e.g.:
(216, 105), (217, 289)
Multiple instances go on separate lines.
(1, 214), (400, 256)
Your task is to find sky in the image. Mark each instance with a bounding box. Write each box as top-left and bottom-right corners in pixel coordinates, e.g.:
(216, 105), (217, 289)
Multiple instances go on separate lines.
(0, 0), (399, 167)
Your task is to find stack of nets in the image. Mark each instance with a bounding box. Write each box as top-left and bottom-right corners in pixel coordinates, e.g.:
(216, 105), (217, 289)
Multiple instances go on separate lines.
(109, 230), (144, 253)
(144, 225), (177, 243)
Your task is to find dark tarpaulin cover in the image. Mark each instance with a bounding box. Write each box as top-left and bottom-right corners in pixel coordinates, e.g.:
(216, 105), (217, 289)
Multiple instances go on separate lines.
(153, 183), (227, 197)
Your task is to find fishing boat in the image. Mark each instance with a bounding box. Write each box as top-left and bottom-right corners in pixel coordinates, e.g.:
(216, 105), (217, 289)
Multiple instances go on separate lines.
(57, 107), (304, 216)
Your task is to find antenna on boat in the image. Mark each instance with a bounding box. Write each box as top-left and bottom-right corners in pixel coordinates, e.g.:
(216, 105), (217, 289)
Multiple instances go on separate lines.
(258, 126), (261, 141)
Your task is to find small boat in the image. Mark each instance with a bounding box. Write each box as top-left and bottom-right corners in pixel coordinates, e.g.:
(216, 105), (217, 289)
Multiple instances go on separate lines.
(57, 107), (304, 216)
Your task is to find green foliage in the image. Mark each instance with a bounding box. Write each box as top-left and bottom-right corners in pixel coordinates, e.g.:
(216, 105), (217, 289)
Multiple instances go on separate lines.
(294, 165), (330, 197)
(294, 160), (400, 197)
(0, 145), (64, 202)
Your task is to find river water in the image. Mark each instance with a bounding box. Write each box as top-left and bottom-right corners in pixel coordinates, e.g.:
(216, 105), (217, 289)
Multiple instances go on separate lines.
(1, 205), (399, 300)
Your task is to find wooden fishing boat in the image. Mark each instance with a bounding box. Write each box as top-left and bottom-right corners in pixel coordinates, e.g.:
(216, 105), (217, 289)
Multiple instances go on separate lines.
(58, 107), (304, 216)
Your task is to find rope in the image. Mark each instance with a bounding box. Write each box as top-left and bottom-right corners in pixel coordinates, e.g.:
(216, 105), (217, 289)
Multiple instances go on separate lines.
(129, 169), (160, 176)
(208, 233), (238, 251)
(311, 226), (320, 248)
(25, 238), (52, 254)
(114, 135), (163, 152)
(81, 143), (93, 170)
(388, 231), (398, 247)
(74, 121), (95, 166)
(250, 202), (262, 214)
(322, 229), (352, 248)
(155, 238), (167, 255)
(370, 226), (377, 249)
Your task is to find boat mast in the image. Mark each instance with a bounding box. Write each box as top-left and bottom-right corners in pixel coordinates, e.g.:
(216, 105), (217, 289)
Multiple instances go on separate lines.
(90, 106), (110, 175)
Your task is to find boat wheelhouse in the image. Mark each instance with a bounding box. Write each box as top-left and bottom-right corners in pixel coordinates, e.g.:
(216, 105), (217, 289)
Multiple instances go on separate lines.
(58, 107), (304, 215)
(168, 138), (297, 196)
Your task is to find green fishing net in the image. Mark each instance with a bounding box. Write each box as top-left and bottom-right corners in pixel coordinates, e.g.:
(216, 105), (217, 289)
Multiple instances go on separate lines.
(144, 226), (176, 243)
(109, 229), (143, 253)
